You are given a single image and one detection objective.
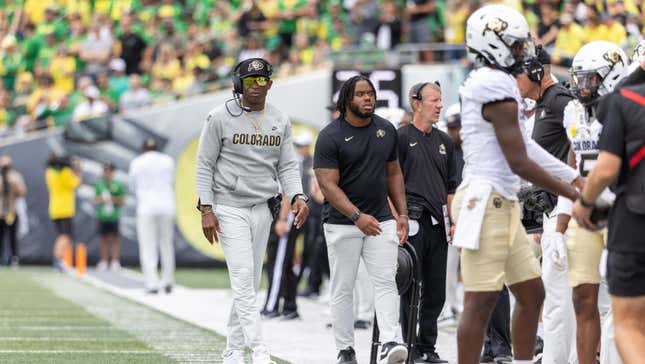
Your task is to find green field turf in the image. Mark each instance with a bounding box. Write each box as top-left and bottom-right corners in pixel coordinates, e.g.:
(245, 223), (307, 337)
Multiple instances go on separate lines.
(0, 267), (287, 363)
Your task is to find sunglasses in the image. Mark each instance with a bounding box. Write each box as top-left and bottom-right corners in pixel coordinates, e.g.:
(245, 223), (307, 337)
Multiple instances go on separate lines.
(242, 76), (269, 87)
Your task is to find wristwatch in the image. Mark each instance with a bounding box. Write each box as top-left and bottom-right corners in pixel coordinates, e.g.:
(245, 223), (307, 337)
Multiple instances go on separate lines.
(291, 194), (309, 205)
(350, 211), (361, 222)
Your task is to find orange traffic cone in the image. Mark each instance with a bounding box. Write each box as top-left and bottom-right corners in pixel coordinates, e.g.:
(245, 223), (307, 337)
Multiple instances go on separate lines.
(75, 243), (87, 276)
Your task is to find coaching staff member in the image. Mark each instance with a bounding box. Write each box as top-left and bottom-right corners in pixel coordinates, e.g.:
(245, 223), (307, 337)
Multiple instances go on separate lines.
(314, 75), (409, 364)
(516, 46), (577, 364)
(397, 81), (456, 363)
(196, 57), (309, 364)
(572, 62), (645, 364)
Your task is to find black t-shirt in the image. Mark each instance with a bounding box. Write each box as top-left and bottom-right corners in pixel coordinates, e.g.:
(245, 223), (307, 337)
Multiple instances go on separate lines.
(397, 124), (459, 222)
(532, 83), (573, 163)
(598, 88), (645, 253)
(314, 115), (398, 225)
(118, 33), (147, 75)
(537, 20), (560, 46)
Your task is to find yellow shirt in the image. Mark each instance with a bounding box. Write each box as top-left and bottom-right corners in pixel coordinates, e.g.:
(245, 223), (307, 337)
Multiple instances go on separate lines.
(152, 59), (181, 81)
(93, 0), (134, 21)
(553, 23), (586, 60)
(584, 24), (610, 42)
(27, 87), (67, 119)
(24, 0), (57, 24)
(50, 56), (77, 93)
(606, 22), (627, 45)
(185, 54), (210, 72)
(445, 7), (468, 44)
(61, 0), (92, 24)
(46, 167), (80, 219)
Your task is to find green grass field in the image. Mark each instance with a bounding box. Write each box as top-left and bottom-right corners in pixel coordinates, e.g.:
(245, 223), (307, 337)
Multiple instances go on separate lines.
(0, 267), (287, 363)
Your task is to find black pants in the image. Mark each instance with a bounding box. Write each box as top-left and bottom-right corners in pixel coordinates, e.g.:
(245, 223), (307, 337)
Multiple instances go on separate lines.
(0, 217), (18, 262)
(401, 211), (448, 354)
(263, 221), (300, 314)
(301, 215), (329, 294)
(483, 286), (512, 357)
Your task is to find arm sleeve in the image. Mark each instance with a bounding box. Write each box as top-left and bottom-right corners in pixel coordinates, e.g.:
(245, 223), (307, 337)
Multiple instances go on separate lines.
(313, 130), (339, 169)
(526, 137), (578, 183)
(446, 137), (459, 194)
(195, 111), (222, 206)
(387, 124), (398, 162)
(277, 119), (304, 201)
(598, 95), (626, 157)
(64, 168), (81, 189)
(397, 129), (407, 168)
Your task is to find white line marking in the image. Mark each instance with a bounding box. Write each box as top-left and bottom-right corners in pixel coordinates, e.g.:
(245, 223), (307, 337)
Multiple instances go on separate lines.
(0, 350), (156, 354)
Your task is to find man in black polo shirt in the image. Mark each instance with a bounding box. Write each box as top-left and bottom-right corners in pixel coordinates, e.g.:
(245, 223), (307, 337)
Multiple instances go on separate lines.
(397, 82), (457, 363)
(516, 46), (577, 364)
(572, 61), (645, 364)
(314, 75), (409, 364)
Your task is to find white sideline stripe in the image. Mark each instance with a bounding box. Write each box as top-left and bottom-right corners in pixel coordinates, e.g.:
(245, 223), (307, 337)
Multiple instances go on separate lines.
(0, 326), (115, 330)
(0, 337), (138, 342)
(0, 350), (156, 354)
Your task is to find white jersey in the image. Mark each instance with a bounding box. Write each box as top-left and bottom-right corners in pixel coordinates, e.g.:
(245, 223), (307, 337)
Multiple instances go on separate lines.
(562, 100), (614, 205)
(459, 67), (526, 199)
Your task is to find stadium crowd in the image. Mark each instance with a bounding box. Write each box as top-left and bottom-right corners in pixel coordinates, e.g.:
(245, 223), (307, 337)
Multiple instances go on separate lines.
(0, 0), (643, 137)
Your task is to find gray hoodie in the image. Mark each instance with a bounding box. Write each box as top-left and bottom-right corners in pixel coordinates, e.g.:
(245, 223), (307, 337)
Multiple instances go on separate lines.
(196, 102), (303, 208)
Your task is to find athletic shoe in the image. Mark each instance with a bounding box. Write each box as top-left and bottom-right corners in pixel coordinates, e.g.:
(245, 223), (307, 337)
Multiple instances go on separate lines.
(251, 345), (276, 364)
(337, 346), (357, 364)
(480, 351), (495, 363)
(379, 341), (408, 364)
(437, 308), (458, 328)
(261, 310), (280, 319)
(110, 260), (121, 271)
(417, 351), (448, 363)
(494, 354), (512, 364)
(281, 310), (300, 320)
(354, 320), (371, 329)
(146, 288), (158, 295)
(164, 285), (173, 294)
(222, 349), (244, 364)
(97, 260), (109, 271)
(298, 286), (320, 298)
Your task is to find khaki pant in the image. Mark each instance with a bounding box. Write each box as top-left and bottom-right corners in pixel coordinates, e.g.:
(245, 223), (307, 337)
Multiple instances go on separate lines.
(452, 189), (541, 292)
(566, 219), (607, 287)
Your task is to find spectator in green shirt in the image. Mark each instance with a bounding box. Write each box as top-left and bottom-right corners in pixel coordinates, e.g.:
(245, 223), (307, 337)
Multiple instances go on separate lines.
(94, 163), (125, 271)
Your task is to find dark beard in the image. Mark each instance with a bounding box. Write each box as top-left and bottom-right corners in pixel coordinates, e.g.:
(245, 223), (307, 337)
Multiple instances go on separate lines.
(349, 102), (374, 119)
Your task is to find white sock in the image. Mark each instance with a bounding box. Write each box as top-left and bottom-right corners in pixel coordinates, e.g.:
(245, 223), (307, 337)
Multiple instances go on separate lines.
(513, 360), (532, 364)
(537, 322), (544, 337)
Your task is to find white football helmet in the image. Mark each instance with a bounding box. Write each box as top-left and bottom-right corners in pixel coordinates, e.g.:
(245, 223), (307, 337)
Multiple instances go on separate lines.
(570, 41), (628, 104)
(466, 4), (535, 71)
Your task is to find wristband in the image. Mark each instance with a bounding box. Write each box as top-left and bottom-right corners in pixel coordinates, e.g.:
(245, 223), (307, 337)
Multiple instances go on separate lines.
(350, 211), (361, 222)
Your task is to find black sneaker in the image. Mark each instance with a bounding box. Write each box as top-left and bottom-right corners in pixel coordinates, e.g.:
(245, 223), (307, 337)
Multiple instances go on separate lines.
(379, 342), (408, 364)
(337, 346), (357, 364)
(146, 288), (158, 295)
(354, 320), (371, 329)
(261, 310), (280, 319)
(480, 351), (495, 363)
(417, 351), (448, 363)
(494, 354), (512, 364)
(164, 285), (173, 294)
(281, 310), (300, 320)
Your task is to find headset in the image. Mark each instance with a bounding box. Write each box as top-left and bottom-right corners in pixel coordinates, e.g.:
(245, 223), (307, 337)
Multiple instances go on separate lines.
(411, 81), (441, 101)
(232, 58), (273, 95)
(227, 58), (274, 116)
(524, 57), (545, 83)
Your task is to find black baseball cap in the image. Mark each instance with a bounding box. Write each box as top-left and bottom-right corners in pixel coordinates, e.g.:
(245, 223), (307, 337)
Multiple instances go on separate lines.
(236, 58), (272, 79)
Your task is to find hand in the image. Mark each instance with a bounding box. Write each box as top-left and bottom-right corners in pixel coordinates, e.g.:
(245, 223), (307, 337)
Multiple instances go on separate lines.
(543, 231), (567, 270)
(274, 219), (289, 236)
(396, 216), (409, 246)
(572, 176), (585, 191)
(201, 209), (221, 244)
(292, 199), (309, 229)
(572, 199), (596, 230)
(355, 213), (382, 236)
(532, 233), (542, 245)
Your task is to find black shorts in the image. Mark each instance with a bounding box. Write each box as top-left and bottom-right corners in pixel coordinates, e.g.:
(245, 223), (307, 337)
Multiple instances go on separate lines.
(52, 218), (73, 237)
(607, 250), (645, 297)
(98, 221), (119, 235)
